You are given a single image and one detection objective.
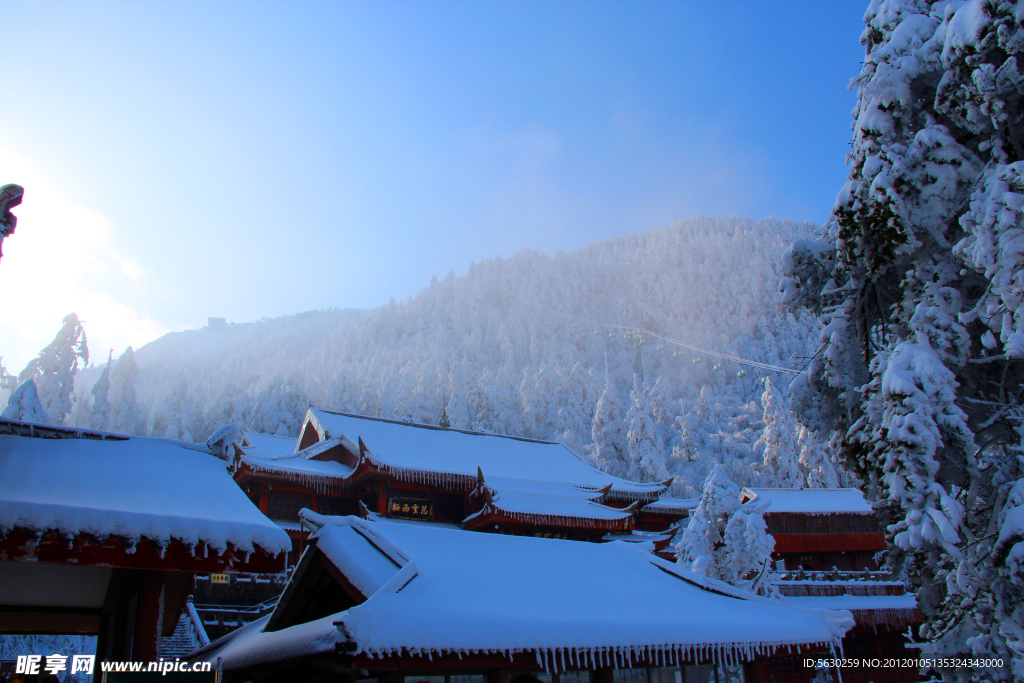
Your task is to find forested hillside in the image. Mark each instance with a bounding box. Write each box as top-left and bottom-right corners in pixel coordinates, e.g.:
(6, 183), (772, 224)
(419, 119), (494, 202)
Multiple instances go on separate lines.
(45, 216), (839, 496)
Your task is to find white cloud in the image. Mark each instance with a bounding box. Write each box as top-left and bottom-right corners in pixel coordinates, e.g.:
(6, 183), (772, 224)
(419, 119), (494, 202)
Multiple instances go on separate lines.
(0, 147), (171, 374)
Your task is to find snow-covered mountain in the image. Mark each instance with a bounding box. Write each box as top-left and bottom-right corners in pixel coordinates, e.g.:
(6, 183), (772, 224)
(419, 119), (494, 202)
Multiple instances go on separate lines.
(74, 216), (826, 496)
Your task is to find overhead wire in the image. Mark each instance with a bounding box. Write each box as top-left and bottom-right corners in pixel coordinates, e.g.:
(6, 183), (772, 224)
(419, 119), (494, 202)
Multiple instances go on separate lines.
(509, 293), (804, 375)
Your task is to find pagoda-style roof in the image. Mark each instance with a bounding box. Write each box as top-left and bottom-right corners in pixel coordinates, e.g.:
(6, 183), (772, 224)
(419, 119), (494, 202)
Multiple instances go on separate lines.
(302, 408), (670, 500)
(739, 488), (874, 515)
(190, 514), (853, 674)
(465, 474), (637, 530)
(0, 419), (291, 572)
(775, 571), (921, 629)
(236, 435), (355, 492)
(640, 497), (698, 516)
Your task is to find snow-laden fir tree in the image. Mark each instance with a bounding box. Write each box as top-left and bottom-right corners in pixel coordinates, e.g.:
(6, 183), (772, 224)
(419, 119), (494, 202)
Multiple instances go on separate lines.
(755, 377), (804, 488)
(781, 2), (1024, 678)
(86, 351), (113, 431)
(591, 370), (628, 478)
(677, 465), (778, 596)
(675, 464), (740, 580)
(2, 379), (49, 423)
(625, 380), (670, 482)
(797, 425), (840, 489)
(149, 378), (194, 441)
(444, 359), (473, 430)
(722, 499), (778, 597)
(17, 313), (88, 425)
(107, 347), (147, 435)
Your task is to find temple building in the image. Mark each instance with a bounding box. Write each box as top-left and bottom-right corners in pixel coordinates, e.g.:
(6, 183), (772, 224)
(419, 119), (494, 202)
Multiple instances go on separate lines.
(187, 513), (854, 683)
(230, 408), (688, 566)
(0, 418), (291, 662)
(741, 488), (921, 683)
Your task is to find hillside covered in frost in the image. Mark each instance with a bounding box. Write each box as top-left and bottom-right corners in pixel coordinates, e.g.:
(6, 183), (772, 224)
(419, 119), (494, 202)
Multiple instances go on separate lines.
(54, 216), (835, 496)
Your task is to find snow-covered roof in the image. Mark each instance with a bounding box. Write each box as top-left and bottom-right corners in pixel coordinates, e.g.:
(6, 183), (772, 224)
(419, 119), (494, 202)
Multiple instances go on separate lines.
(198, 516), (852, 671)
(237, 432), (354, 491)
(641, 497), (698, 515)
(308, 409), (666, 499)
(239, 432), (295, 459)
(785, 594), (920, 629)
(600, 530), (674, 544)
(0, 427), (291, 555)
(240, 452), (354, 488)
(739, 488), (873, 515)
(471, 476), (634, 528)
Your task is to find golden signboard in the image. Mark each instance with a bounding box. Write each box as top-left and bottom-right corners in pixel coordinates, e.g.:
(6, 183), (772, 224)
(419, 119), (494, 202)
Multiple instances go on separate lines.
(388, 497), (431, 521)
(211, 573), (230, 584)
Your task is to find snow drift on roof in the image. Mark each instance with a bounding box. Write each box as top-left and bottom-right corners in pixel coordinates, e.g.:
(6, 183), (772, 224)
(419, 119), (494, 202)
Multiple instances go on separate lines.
(200, 516), (851, 671)
(240, 432), (296, 459)
(474, 477), (633, 526)
(310, 409), (664, 497)
(0, 433), (291, 555)
(241, 453), (353, 483)
(740, 488), (873, 515)
(641, 498), (698, 515)
(337, 519), (852, 664)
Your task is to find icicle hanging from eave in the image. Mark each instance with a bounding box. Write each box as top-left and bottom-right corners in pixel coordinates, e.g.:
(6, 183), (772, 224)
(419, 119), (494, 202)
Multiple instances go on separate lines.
(371, 457), (475, 490)
(245, 459), (350, 495)
(852, 607), (921, 628)
(392, 638), (840, 674)
(496, 508), (633, 529)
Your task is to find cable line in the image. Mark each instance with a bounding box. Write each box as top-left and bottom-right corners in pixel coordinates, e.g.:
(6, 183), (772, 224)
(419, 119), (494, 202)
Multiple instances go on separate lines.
(509, 294), (804, 375)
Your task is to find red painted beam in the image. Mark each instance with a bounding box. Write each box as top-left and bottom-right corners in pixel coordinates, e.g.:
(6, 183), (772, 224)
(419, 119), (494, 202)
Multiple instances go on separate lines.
(772, 532), (886, 553)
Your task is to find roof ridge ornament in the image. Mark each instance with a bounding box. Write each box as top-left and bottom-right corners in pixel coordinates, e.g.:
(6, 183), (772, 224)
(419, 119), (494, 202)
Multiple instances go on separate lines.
(358, 500), (371, 519)
(358, 436), (368, 456)
(659, 476), (674, 488)
(477, 466), (485, 485)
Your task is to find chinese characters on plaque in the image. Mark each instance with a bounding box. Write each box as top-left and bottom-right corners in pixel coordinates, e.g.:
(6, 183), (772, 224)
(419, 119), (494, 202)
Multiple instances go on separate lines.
(388, 496), (431, 520)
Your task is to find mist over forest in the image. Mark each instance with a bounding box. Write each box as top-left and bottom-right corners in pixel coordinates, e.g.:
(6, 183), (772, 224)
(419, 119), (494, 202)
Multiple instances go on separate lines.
(31, 215), (839, 498)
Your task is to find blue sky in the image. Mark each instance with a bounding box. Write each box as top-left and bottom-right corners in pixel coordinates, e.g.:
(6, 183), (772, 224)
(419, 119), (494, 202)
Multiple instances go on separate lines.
(0, 1), (867, 371)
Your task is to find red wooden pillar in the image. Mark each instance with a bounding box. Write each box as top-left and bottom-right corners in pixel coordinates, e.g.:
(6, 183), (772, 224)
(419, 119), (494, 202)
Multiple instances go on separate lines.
(259, 482), (269, 515)
(377, 482), (387, 516)
(132, 571), (166, 661)
(592, 668), (614, 683)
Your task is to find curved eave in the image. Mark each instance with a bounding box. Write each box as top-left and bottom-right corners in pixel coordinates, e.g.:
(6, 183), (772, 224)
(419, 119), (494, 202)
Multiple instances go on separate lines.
(234, 459), (353, 494)
(463, 504), (633, 532)
(359, 453), (477, 490)
(0, 527), (286, 573)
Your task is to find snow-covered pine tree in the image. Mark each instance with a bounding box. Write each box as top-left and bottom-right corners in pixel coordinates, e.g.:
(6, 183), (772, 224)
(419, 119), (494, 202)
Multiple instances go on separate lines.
(149, 378), (194, 441)
(556, 361), (592, 452)
(17, 313), (88, 425)
(722, 500), (778, 597)
(2, 379), (49, 423)
(781, 2), (1024, 677)
(675, 464), (740, 580)
(797, 425), (840, 489)
(444, 359), (473, 430)
(86, 351), (113, 431)
(107, 347), (147, 436)
(625, 380), (670, 482)
(755, 377), (803, 488)
(591, 369), (628, 478)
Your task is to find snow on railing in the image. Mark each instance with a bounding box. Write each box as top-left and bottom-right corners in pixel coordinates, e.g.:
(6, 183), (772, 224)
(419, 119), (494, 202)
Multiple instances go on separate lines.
(186, 600), (210, 647)
(774, 569), (897, 583)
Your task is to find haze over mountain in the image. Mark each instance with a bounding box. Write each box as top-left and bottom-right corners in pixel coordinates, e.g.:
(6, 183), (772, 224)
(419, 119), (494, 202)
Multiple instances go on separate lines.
(53, 216), (826, 496)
